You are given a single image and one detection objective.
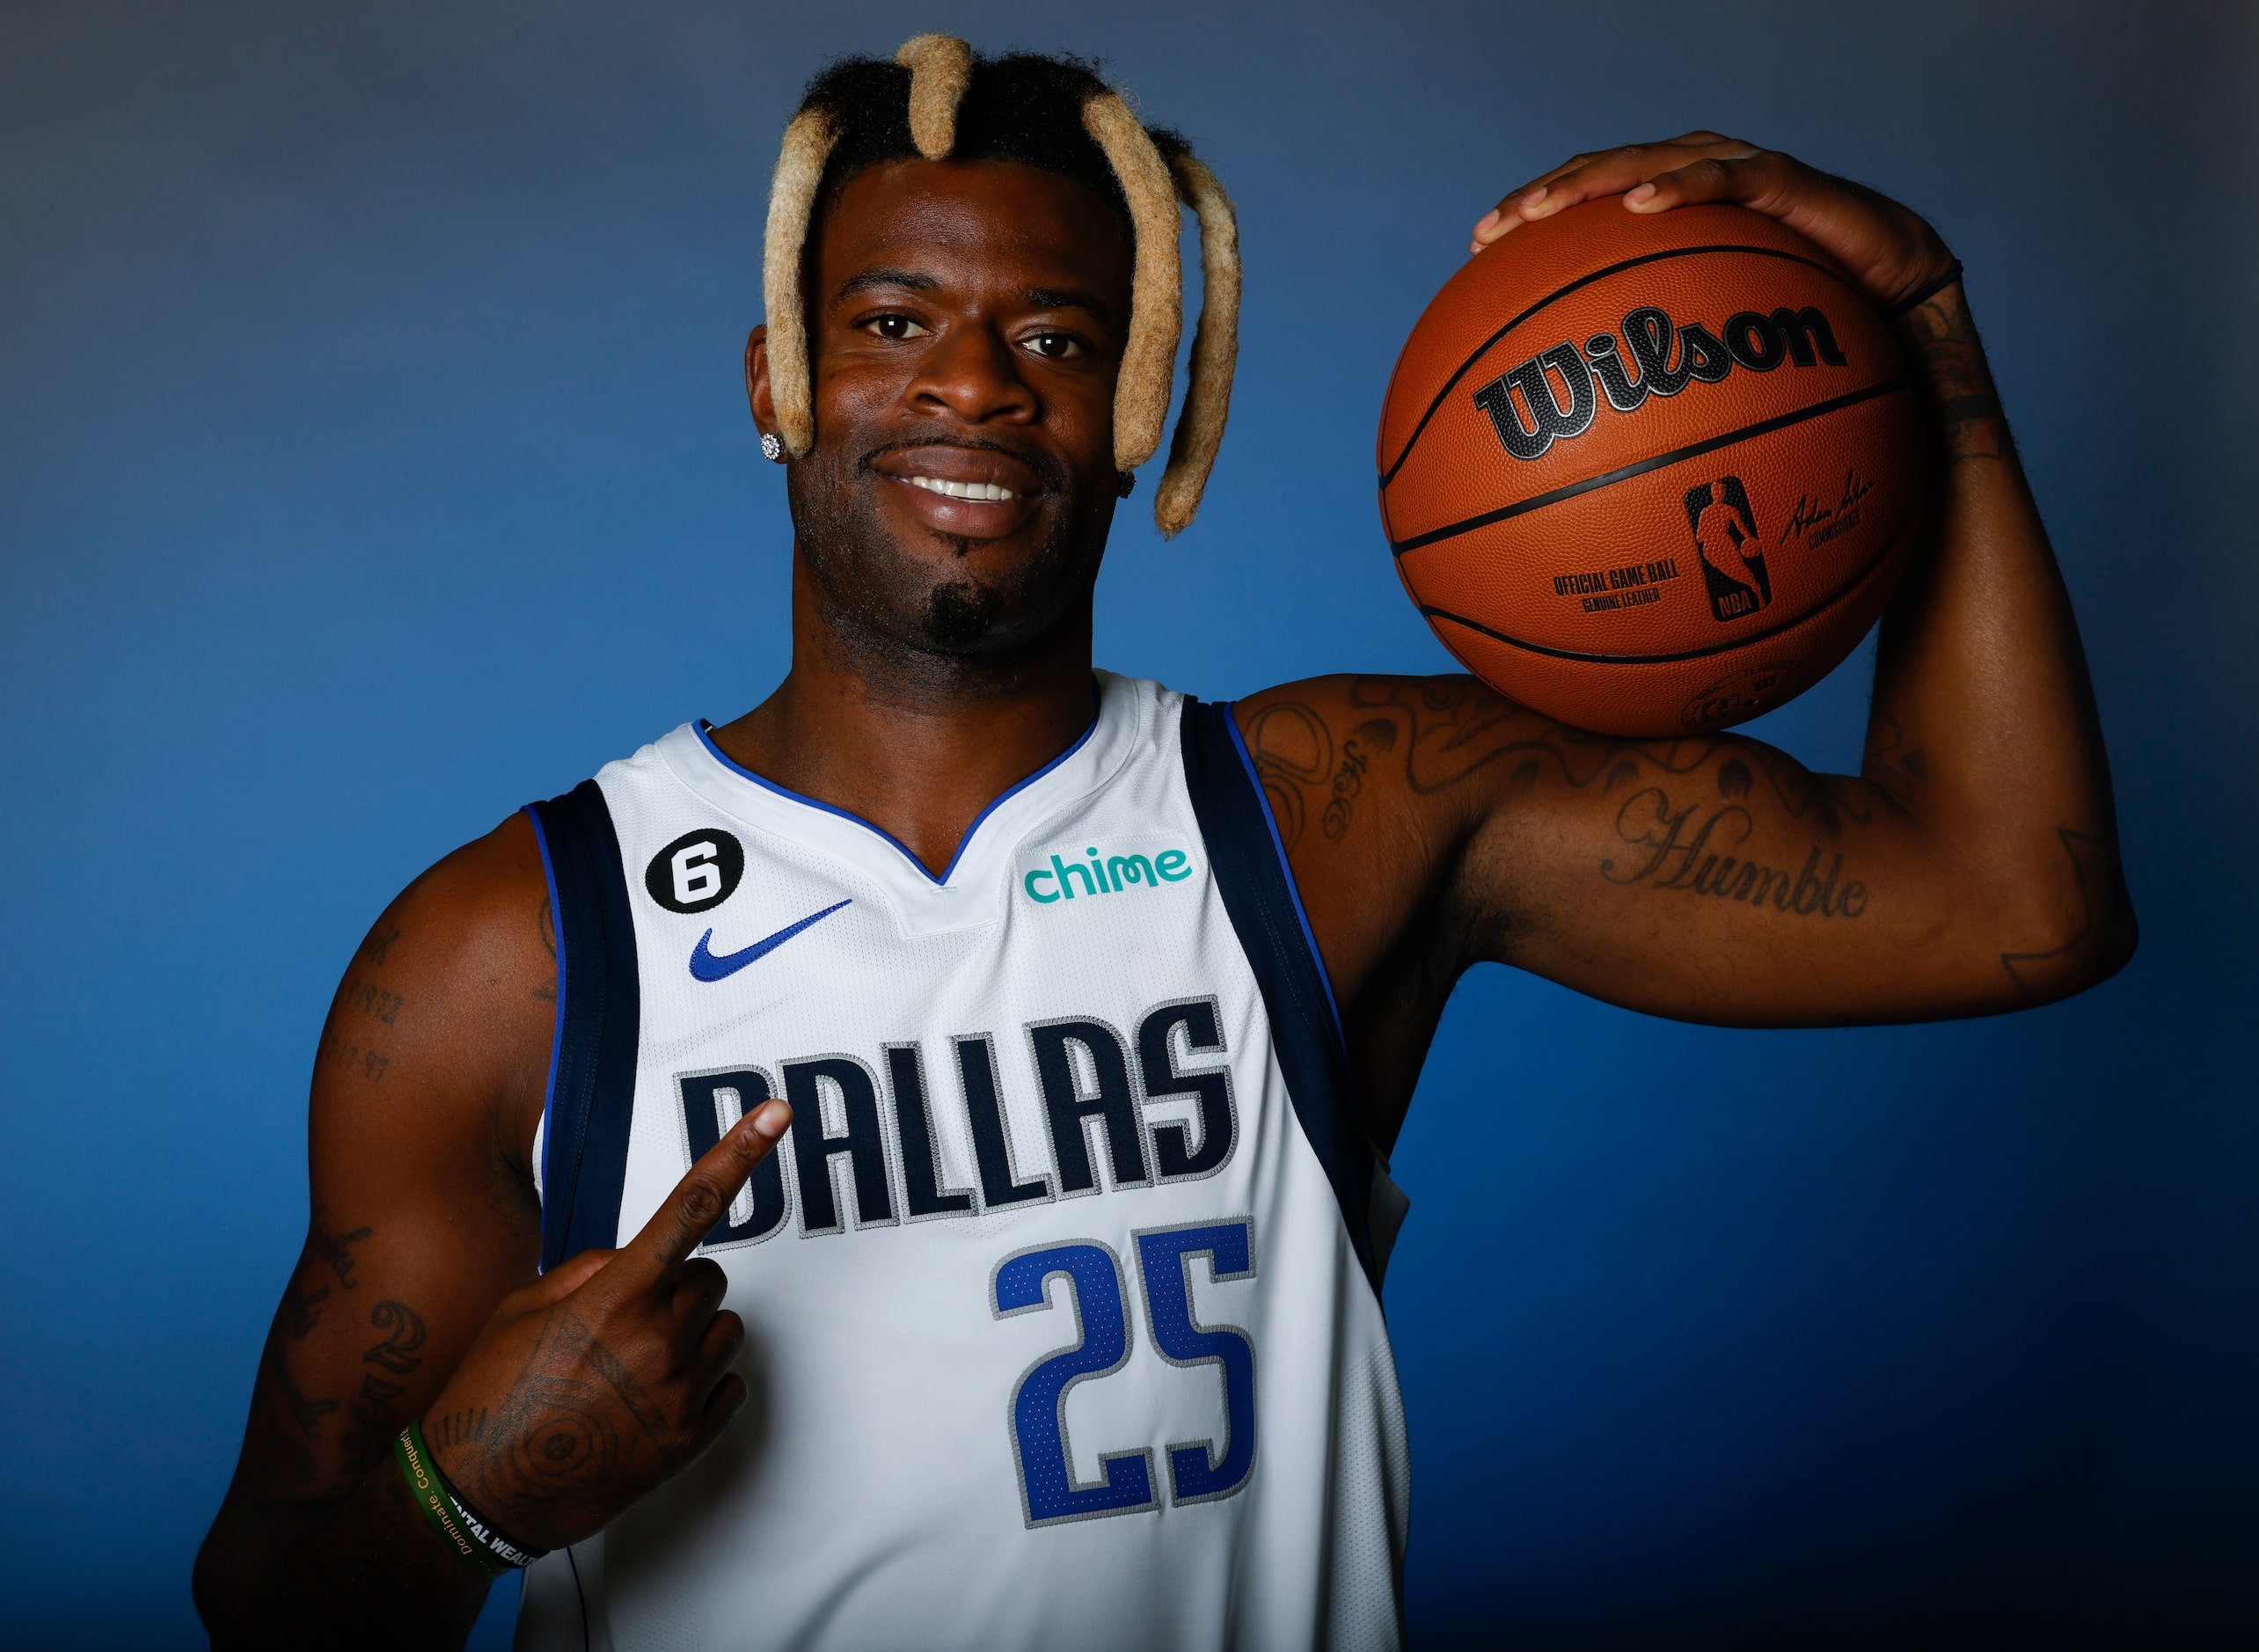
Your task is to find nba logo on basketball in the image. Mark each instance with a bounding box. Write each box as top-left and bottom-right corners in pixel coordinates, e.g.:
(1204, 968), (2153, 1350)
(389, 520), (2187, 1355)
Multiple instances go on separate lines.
(1686, 477), (1771, 623)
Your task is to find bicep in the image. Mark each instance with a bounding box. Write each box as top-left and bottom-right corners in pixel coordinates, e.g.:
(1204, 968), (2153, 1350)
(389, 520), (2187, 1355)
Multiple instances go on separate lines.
(1460, 730), (2002, 1025)
(229, 821), (553, 1501)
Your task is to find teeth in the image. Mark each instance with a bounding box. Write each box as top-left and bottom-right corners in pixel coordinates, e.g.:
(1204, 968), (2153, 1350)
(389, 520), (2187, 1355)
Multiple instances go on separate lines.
(908, 475), (1015, 501)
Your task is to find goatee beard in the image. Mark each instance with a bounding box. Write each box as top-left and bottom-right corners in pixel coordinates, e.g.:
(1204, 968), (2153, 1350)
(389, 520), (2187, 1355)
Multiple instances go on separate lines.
(786, 440), (1101, 681)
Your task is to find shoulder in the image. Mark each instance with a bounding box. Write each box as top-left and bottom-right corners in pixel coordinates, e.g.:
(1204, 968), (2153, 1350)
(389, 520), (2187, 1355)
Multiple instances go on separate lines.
(389, 809), (552, 956)
(1233, 672), (1525, 757)
(370, 812), (555, 1042)
(1232, 673), (1554, 852)
(310, 811), (556, 1188)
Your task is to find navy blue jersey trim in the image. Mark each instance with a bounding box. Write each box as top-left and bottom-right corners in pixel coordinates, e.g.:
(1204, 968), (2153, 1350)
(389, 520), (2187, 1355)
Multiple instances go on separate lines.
(523, 808), (570, 1239)
(1224, 710), (1351, 1051)
(523, 780), (641, 1272)
(1180, 698), (1380, 1294)
(692, 679), (1100, 887)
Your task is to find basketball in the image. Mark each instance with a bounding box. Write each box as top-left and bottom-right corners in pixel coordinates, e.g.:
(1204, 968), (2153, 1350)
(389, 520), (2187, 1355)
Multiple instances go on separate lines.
(1378, 200), (1924, 736)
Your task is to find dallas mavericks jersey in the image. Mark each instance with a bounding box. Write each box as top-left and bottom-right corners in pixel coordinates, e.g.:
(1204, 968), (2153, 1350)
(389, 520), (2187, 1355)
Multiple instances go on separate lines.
(515, 673), (1410, 1651)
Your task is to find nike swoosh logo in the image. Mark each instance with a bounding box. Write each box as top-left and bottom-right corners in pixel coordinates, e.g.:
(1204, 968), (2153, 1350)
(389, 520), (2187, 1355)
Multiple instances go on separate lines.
(688, 899), (852, 983)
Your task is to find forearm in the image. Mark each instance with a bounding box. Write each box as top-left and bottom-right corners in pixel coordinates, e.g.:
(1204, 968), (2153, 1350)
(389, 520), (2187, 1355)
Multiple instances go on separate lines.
(194, 1461), (491, 1651)
(1864, 280), (2134, 998)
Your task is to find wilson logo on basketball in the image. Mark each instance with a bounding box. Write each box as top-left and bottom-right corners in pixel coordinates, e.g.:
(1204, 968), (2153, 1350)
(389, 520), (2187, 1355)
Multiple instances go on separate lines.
(1470, 303), (1849, 464)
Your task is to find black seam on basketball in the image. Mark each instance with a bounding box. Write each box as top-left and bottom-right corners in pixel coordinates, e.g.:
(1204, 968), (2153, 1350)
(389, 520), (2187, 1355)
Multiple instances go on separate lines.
(1389, 380), (1906, 557)
(1417, 510), (1915, 667)
(1378, 243), (1861, 486)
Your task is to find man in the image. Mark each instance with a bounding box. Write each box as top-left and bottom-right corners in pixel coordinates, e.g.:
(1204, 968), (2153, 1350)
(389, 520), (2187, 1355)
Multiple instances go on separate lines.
(194, 36), (2133, 1652)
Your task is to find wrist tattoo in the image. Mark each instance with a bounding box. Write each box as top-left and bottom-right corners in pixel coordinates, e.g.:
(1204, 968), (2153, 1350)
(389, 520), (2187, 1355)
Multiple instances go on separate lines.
(1897, 290), (2010, 467)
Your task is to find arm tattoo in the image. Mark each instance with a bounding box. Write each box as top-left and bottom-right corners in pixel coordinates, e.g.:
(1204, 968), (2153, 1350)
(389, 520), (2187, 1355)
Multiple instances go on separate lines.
(1898, 292), (2009, 467)
(324, 958), (406, 1082)
(343, 976), (405, 1025)
(1243, 701), (1333, 851)
(433, 1307), (669, 1525)
(1861, 709), (1927, 808)
(1999, 827), (2112, 1001)
(1603, 788), (1869, 917)
(280, 1279), (330, 1339)
(1250, 677), (1890, 926)
(338, 1300), (427, 1468)
(534, 897), (558, 1003)
(308, 1212), (373, 1287)
(319, 1032), (391, 1084)
(1251, 676), (1884, 851)
(275, 1360), (340, 1439)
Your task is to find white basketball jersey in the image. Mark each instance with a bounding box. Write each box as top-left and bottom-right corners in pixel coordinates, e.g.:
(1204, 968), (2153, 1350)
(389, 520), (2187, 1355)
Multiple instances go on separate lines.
(514, 673), (1409, 1652)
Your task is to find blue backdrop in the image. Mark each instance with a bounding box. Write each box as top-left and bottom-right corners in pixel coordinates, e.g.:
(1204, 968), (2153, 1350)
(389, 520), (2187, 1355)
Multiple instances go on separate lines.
(3, 3), (2251, 1646)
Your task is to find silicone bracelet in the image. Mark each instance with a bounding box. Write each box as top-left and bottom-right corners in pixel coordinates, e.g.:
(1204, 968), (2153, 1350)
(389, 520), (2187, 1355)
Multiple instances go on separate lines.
(393, 1421), (544, 1575)
(1890, 259), (1964, 316)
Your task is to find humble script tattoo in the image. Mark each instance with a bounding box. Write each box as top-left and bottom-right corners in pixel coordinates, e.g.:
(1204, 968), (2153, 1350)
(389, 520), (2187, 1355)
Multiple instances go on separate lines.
(1604, 786), (1868, 917)
(1248, 676), (1885, 869)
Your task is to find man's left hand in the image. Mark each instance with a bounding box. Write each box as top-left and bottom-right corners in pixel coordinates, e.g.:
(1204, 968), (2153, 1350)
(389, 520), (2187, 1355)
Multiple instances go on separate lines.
(1471, 132), (1956, 312)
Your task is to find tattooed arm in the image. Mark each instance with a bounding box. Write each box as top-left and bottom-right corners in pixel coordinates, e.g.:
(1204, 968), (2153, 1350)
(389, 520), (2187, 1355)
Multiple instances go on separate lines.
(193, 820), (556, 1646)
(1248, 141), (2133, 1141)
(195, 818), (790, 1648)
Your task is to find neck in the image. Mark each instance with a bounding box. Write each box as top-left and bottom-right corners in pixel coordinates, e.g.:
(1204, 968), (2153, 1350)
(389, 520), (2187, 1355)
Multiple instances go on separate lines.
(709, 552), (1100, 877)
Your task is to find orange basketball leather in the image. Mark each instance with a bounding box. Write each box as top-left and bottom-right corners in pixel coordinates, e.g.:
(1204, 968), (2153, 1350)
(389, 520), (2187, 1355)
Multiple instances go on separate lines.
(1378, 201), (1924, 736)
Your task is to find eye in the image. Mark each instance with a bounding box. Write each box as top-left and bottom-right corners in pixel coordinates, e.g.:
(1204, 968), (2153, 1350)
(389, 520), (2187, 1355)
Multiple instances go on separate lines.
(1024, 332), (1085, 361)
(863, 313), (930, 341)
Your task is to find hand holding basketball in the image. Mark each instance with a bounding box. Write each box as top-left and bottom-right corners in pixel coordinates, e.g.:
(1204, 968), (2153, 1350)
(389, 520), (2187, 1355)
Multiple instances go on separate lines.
(1388, 136), (1941, 735)
(413, 1100), (791, 1552)
(1472, 133), (1956, 312)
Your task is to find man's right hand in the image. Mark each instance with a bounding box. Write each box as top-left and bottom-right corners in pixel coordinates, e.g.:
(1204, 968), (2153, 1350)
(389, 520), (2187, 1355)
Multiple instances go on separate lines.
(418, 1100), (793, 1552)
(201, 815), (781, 1648)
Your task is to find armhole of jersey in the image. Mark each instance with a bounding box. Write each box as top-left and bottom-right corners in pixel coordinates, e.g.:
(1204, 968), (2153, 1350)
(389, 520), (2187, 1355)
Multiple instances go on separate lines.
(523, 779), (641, 1273)
(1180, 698), (1385, 1296)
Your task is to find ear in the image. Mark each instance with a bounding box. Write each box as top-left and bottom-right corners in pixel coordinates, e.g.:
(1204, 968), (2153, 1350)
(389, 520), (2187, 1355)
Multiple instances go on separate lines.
(745, 324), (779, 439)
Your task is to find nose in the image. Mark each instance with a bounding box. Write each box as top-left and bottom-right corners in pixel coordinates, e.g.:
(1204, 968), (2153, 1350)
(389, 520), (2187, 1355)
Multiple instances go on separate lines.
(905, 318), (1038, 428)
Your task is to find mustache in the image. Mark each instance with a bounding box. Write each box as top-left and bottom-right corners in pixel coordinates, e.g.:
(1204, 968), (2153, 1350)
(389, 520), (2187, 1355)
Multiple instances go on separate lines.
(853, 430), (1068, 495)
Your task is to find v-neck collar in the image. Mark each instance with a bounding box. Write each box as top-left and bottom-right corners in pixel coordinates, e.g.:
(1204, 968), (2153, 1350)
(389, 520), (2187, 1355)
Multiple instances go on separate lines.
(655, 672), (1149, 920)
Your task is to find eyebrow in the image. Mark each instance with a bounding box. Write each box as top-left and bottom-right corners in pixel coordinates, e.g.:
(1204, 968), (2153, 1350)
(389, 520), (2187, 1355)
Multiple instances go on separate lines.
(830, 267), (1115, 322)
(1021, 286), (1113, 321)
(833, 267), (941, 301)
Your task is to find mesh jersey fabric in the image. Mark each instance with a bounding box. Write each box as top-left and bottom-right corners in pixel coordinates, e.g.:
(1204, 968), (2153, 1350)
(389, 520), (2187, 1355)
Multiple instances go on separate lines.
(515, 673), (1409, 1652)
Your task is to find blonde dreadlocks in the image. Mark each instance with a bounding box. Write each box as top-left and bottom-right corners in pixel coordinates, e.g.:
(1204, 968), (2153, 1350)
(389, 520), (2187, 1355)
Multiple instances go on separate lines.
(761, 35), (1240, 539)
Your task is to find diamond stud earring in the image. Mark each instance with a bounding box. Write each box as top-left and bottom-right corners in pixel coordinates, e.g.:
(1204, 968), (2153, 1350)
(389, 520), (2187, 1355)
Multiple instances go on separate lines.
(760, 432), (785, 464)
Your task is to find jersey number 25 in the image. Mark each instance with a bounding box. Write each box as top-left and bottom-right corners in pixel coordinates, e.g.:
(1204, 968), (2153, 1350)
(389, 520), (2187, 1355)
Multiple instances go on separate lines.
(991, 1220), (1257, 1527)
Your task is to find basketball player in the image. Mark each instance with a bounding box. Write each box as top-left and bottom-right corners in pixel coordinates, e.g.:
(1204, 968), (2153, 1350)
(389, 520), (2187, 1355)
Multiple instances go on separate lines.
(194, 38), (2133, 1652)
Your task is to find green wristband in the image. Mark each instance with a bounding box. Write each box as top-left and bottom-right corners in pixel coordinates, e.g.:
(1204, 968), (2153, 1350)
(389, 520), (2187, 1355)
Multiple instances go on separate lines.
(394, 1421), (511, 1577)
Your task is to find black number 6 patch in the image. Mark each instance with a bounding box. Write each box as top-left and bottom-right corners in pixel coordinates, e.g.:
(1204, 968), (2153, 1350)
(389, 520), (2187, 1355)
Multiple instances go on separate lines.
(645, 829), (745, 915)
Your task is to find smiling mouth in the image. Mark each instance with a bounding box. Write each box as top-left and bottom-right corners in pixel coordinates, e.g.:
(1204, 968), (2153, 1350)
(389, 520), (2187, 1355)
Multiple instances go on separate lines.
(903, 475), (1018, 502)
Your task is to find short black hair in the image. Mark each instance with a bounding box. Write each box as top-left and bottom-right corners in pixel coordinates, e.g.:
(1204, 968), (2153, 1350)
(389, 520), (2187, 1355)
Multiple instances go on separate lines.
(793, 49), (1187, 238)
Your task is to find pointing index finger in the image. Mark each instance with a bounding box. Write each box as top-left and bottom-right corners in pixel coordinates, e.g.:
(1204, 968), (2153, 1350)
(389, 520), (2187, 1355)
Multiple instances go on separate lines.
(626, 1100), (792, 1278)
